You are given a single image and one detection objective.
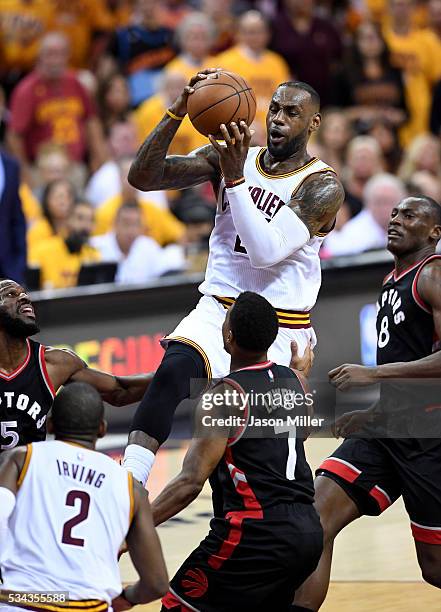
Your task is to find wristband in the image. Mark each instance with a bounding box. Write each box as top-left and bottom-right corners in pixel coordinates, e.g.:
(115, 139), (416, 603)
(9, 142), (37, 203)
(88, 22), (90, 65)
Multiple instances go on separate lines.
(120, 588), (134, 607)
(225, 177), (245, 188)
(166, 109), (185, 121)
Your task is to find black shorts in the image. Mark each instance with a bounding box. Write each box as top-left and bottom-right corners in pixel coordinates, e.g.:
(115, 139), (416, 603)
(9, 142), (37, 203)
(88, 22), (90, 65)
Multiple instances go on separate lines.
(161, 503), (323, 612)
(318, 438), (441, 544)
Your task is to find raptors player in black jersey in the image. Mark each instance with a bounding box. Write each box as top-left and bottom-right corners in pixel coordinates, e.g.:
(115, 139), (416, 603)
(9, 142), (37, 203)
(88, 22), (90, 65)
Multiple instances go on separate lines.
(151, 292), (323, 612)
(293, 195), (441, 612)
(0, 279), (152, 451)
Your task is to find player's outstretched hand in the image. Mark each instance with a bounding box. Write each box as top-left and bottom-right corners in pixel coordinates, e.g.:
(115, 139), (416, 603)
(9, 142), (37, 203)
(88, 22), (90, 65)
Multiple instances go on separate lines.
(333, 408), (374, 438)
(170, 68), (222, 117)
(329, 363), (377, 391)
(290, 340), (314, 377)
(208, 121), (253, 183)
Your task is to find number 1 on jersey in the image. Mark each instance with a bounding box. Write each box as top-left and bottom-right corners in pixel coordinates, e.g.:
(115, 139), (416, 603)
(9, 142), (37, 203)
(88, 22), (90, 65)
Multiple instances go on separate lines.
(274, 420), (297, 480)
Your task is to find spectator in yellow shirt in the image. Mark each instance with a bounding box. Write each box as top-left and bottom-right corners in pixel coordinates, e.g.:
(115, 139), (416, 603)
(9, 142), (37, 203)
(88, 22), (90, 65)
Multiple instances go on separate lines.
(216, 10), (291, 134)
(48, 0), (115, 68)
(27, 179), (76, 262)
(30, 200), (100, 290)
(132, 71), (206, 154)
(383, 0), (441, 144)
(165, 12), (217, 81)
(94, 158), (185, 247)
(0, 0), (54, 92)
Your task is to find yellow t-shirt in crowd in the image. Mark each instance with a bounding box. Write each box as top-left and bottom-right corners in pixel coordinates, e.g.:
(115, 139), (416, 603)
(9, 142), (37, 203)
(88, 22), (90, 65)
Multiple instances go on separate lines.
(48, 0), (115, 68)
(215, 46), (291, 132)
(19, 183), (42, 226)
(132, 94), (206, 153)
(0, 0), (54, 70)
(94, 195), (185, 246)
(165, 55), (218, 83)
(367, 0), (428, 28)
(383, 27), (441, 145)
(27, 218), (56, 263)
(29, 235), (101, 289)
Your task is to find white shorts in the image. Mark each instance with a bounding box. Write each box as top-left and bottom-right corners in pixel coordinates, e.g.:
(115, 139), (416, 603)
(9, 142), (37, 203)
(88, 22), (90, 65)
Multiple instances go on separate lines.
(161, 295), (317, 379)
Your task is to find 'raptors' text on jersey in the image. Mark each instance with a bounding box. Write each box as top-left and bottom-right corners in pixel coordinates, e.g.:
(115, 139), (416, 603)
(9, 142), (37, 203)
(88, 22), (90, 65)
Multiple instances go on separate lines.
(0, 339), (54, 451)
(377, 255), (441, 365)
(199, 147), (334, 311)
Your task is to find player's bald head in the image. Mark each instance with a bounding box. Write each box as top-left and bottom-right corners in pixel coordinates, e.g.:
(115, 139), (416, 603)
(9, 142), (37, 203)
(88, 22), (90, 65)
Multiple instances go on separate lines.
(51, 382), (105, 441)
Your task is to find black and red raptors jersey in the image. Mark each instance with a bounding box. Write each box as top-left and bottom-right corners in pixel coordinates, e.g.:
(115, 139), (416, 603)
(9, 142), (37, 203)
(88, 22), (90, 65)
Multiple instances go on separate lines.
(377, 255), (441, 365)
(209, 361), (315, 517)
(0, 339), (55, 451)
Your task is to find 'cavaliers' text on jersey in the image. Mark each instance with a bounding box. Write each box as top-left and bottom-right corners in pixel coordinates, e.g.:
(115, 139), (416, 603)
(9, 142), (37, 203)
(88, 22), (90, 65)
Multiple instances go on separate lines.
(0, 339), (54, 451)
(199, 147), (335, 310)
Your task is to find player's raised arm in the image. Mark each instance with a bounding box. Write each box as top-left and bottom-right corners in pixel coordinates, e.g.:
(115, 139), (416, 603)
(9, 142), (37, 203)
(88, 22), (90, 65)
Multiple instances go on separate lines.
(44, 348), (153, 406)
(115, 482), (168, 609)
(151, 386), (233, 525)
(128, 69), (221, 192)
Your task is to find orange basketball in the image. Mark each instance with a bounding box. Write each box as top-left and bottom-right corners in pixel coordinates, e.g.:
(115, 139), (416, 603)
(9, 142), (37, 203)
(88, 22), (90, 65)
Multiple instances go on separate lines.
(187, 71), (256, 138)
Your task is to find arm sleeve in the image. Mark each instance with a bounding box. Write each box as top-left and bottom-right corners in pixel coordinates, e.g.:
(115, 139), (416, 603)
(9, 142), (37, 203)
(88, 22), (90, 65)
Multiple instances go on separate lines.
(227, 182), (310, 268)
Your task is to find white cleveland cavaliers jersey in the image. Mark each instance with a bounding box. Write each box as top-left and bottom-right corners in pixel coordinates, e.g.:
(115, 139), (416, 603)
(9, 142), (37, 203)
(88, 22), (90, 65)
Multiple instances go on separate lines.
(1, 440), (134, 603)
(199, 147), (335, 311)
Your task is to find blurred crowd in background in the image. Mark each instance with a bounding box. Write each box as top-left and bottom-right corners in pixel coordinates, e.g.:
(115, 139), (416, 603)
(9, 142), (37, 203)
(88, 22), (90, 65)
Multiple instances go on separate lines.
(1, 0), (441, 291)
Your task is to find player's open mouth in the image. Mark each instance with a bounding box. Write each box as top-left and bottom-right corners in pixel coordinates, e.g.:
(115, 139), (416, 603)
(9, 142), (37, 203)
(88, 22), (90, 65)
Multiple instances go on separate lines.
(18, 304), (35, 317)
(388, 229), (402, 238)
(269, 129), (285, 145)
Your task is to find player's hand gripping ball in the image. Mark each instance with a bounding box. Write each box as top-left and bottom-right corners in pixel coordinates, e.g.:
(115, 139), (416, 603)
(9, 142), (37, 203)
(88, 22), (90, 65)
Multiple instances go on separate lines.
(187, 70), (256, 138)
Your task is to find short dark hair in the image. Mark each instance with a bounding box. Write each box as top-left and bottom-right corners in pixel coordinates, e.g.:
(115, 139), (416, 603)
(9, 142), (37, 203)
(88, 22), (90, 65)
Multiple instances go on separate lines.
(422, 195), (441, 225)
(230, 291), (278, 352)
(51, 382), (104, 436)
(279, 81), (320, 110)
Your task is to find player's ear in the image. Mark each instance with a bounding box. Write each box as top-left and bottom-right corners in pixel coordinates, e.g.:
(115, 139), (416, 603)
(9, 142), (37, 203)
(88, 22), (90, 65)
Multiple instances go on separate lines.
(430, 224), (441, 242)
(310, 113), (321, 133)
(47, 416), (54, 435)
(98, 419), (107, 439)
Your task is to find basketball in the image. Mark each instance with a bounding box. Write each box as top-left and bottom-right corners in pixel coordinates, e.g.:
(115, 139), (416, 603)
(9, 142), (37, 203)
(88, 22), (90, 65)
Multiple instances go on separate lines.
(187, 71), (257, 138)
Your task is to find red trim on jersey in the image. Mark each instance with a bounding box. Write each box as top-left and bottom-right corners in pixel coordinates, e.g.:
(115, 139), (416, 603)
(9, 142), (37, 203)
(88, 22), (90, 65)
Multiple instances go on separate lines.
(207, 509), (263, 570)
(319, 457), (361, 483)
(161, 590), (194, 611)
(222, 377), (250, 447)
(411, 254), (441, 314)
(0, 338), (31, 380)
(411, 521), (441, 545)
(382, 270), (394, 286)
(208, 446), (263, 570)
(369, 485), (392, 512)
(393, 258), (428, 281)
(234, 360), (273, 372)
(38, 345), (56, 398)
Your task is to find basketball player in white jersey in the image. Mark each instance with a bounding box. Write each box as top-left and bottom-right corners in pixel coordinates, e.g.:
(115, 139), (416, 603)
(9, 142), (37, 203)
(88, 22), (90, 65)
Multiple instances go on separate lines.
(123, 69), (344, 484)
(0, 382), (168, 612)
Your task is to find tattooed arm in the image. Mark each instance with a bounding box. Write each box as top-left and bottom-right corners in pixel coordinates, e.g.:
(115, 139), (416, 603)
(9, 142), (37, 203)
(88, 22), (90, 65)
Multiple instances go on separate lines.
(128, 69), (221, 192)
(288, 171), (345, 236)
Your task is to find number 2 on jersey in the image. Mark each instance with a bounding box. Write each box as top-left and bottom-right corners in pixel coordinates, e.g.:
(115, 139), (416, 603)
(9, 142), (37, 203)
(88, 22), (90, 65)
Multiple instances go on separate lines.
(62, 490), (90, 547)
